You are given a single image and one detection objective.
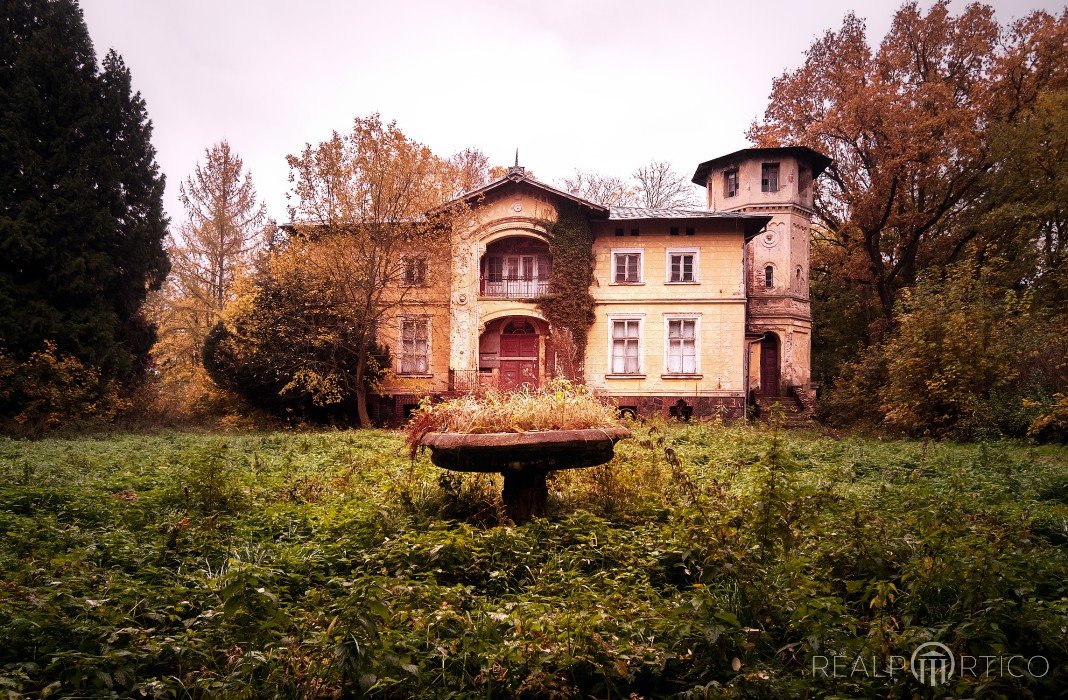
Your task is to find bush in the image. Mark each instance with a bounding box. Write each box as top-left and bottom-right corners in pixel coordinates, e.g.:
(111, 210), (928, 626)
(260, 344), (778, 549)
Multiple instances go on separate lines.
(823, 259), (1068, 440)
(0, 342), (128, 431)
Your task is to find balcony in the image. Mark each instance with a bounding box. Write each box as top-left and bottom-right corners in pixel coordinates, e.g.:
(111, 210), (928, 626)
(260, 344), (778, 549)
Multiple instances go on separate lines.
(480, 236), (551, 300)
(479, 277), (550, 299)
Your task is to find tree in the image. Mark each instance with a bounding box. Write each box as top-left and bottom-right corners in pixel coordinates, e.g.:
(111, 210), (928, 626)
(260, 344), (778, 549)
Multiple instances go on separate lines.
(981, 90), (1068, 308)
(175, 141), (266, 319)
(748, 2), (1068, 338)
(278, 114), (464, 425)
(201, 265), (390, 423)
(632, 161), (699, 208)
(145, 142), (266, 414)
(0, 0), (168, 419)
(561, 170), (639, 207)
(449, 147), (491, 194)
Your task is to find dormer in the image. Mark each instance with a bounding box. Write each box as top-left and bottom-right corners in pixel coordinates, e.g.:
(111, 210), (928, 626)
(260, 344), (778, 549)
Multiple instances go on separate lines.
(691, 146), (831, 213)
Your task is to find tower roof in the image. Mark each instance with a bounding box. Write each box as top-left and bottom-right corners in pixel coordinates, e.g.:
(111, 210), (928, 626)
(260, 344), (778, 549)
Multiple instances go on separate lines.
(691, 146), (832, 186)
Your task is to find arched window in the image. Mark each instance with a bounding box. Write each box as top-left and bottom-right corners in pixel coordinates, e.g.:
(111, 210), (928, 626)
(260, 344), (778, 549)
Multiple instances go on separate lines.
(764, 266), (774, 288)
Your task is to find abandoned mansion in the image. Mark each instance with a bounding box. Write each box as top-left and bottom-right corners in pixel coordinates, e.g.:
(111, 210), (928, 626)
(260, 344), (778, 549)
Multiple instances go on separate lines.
(369, 145), (831, 424)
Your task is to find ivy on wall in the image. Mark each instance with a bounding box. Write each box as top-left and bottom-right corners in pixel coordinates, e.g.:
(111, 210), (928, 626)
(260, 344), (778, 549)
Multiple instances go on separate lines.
(537, 204), (596, 380)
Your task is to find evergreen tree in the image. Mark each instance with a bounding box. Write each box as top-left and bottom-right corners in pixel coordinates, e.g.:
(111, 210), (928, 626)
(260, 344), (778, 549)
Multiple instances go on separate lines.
(0, 0), (167, 398)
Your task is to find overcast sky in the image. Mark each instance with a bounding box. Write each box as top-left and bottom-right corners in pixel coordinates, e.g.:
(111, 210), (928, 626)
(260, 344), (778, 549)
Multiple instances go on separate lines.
(80, 0), (1059, 223)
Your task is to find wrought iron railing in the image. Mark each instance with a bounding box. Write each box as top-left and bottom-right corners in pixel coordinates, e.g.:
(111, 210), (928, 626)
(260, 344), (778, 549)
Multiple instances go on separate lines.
(449, 369), (497, 393)
(479, 278), (550, 299)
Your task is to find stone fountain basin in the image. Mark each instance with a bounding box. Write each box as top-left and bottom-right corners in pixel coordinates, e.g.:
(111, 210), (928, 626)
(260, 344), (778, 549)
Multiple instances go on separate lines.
(420, 427), (632, 472)
(419, 427), (632, 524)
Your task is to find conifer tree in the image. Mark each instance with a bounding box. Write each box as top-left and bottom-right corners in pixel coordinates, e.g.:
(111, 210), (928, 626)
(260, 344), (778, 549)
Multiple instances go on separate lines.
(0, 0), (168, 408)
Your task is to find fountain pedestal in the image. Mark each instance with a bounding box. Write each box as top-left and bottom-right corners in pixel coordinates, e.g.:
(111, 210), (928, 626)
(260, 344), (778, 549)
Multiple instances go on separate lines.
(419, 427), (631, 524)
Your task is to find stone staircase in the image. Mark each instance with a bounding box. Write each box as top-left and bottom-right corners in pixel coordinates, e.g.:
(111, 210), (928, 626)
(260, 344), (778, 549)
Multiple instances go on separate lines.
(753, 386), (817, 427)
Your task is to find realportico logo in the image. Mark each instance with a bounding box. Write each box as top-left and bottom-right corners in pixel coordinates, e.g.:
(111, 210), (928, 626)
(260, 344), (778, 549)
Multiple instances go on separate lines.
(811, 642), (1050, 687)
(910, 642), (953, 686)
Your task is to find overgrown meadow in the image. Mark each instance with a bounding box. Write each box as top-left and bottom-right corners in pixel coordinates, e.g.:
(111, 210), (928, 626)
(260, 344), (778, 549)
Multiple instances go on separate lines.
(0, 424), (1065, 698)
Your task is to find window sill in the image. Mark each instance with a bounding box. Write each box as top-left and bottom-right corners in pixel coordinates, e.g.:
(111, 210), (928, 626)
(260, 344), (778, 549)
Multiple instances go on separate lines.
(605, 373), (646, 379)
(396, 373), (433, 379)
(665, 281), (700, 285)
(609, 282), (645, 286)
(661, 373), (703, 379)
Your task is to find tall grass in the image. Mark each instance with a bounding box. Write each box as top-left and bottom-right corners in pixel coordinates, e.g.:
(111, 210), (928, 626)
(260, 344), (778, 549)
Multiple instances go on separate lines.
(405, 379), (621, 455)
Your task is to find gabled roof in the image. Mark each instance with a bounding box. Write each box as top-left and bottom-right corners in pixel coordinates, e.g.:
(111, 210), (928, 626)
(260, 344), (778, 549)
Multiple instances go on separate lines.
(691, 146), (833, 186)
(450, 166), (610, 216)
(608, 206), (771, 240)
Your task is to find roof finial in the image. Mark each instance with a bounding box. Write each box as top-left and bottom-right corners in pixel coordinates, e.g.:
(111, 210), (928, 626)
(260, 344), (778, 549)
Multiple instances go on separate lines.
(514, 148), (519, 167)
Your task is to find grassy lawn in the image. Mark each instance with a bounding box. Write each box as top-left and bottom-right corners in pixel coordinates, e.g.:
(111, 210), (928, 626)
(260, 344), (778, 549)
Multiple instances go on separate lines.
(0, 423), (1065, 698)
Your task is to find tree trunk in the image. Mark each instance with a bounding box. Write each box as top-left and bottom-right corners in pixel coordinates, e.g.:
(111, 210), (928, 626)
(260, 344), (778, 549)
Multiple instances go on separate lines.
(355, 347), (371, 427)
(501, 468), (548, 525)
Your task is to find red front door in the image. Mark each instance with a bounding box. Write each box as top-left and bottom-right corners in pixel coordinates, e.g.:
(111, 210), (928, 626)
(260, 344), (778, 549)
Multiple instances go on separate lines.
(499, 321), (539, 391)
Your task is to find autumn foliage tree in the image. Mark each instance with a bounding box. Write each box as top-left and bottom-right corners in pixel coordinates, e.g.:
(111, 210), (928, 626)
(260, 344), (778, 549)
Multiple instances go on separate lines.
(148, 142), (266, 415)
(205, 115), (466, 425)
(749, 2), (1068, 340)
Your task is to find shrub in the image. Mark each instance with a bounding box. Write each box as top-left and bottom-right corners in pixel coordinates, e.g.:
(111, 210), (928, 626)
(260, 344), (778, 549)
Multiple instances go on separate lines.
(0, 342), (128, 431)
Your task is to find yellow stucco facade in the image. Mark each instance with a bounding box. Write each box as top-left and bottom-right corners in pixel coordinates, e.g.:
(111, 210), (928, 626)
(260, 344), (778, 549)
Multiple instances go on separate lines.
(371, 146), (830, 423)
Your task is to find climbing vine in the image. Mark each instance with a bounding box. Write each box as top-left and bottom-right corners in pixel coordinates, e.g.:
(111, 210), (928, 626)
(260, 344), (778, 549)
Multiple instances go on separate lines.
(537, 204), (596, 380)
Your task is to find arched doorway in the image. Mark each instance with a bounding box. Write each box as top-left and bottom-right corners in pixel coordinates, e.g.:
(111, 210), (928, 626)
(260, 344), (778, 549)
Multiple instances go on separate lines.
(760, 333), (780, 397)
(499, 319), (539, 391)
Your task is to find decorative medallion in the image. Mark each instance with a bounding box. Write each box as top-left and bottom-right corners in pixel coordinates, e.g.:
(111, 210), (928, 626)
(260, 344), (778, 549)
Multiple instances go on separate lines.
(512, 202), (523, 213)
(761, 230), (779, 248)
(456, 293), (468, 305)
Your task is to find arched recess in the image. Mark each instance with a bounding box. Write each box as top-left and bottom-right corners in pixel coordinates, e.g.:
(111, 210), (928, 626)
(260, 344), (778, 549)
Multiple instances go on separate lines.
(478, 314), (550, 391)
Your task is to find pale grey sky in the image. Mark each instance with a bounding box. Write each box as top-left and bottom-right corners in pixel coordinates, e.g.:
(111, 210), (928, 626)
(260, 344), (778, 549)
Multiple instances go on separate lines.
(80, 0), (1060, 223)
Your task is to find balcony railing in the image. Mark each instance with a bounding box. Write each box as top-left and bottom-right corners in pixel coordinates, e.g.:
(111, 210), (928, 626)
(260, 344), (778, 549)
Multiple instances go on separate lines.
(450, 369), (496, 393)
(479, 278), (549, 299)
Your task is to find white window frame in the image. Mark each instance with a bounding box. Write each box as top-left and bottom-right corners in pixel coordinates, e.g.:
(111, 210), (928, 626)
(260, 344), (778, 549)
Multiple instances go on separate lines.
(665, 248), (700, 284)
(397, 316), (431, 377)
(606, 313), (644, 377)
(663, 314), (701, 376)
(610, 248), (644, 285)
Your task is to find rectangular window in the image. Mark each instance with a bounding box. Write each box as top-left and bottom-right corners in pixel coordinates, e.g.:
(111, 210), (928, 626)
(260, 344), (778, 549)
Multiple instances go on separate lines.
(613, 252), (641, 283)
(403, 256), (427, 286)
(668, 252), (697, 283)
(611, 319), (641, 374)
(486, 256), (503, 282)
(761, 163), (780, 193)
(724, 169), (739, 198)
(400, 319), (429, 375)
(666, 319), (697, 374)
